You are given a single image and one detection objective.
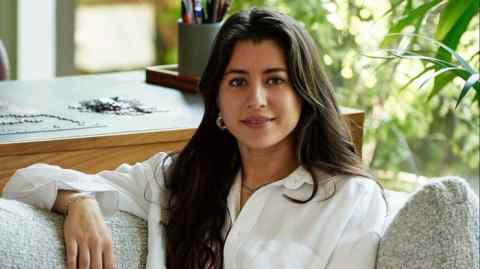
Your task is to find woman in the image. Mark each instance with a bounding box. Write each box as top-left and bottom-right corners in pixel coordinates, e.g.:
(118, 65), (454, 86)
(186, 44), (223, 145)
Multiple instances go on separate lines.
(4, 8), (387, 269)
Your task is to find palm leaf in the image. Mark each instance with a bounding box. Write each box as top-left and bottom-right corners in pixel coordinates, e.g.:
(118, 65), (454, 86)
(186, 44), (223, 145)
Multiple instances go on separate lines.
(431, 72), (457, 98)
(433, 1), (479, 93)
(427, 68), (475, 101)
(398, 67), (435, 92)
(387, 33), (476, 73)
(434, 1), (478, 64)
(381, 0), (444, 48)
(425, 68), (472, 100)
(386, 48), (457, 68)
(435, 0), (474, 40)
(456, 73), (480, 108)
(418, 67), (468, 89)
(372, 57), (395, 73)
(381, 37), (478, 105)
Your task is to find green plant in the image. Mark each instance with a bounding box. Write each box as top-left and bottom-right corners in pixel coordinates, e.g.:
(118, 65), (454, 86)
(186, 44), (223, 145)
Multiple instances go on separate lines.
(373, 33), (479, 108)
(379, 0), (480, 108)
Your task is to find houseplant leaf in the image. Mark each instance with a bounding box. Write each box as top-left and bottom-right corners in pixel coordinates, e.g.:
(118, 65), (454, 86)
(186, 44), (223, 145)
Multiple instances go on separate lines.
(435, 0), (473, 41)
(381, 0), (443, 48)
(433, 1), (479, 92)
(399, 66), (435, 92)
(456, 73), (480, 108)
(418, 67), (467, 90)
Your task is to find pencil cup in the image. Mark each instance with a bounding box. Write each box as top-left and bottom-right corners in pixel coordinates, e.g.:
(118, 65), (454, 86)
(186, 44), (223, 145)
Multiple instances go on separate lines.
(178, 20), (223, 77)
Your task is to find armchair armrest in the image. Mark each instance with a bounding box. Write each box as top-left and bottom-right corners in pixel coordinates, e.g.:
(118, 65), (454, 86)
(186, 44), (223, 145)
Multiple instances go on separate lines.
(0, 198), (148, 268)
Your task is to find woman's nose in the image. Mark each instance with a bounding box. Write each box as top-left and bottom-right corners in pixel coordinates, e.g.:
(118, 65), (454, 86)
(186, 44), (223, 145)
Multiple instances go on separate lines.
(246, 82), (267, 109)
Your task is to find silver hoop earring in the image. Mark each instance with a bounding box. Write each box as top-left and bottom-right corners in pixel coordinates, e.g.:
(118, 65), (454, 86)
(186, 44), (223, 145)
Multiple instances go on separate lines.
(216, 113), (227, 130)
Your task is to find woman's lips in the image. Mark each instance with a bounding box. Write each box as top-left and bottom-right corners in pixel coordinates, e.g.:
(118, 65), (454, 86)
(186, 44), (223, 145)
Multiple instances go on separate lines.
(241, 116), (274, 128)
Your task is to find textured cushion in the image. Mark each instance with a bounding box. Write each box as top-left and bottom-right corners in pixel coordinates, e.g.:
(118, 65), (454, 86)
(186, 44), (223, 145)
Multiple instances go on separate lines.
(376, 177), (480, 269)
(0, 198), (147, 269)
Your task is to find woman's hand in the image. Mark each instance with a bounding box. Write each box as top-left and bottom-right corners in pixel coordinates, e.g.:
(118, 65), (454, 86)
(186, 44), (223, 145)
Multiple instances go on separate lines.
(63, 198), (116, 269)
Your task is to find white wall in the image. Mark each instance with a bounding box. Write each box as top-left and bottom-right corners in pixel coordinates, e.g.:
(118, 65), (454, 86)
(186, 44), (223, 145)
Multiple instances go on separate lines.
(17, 0), (56, 80)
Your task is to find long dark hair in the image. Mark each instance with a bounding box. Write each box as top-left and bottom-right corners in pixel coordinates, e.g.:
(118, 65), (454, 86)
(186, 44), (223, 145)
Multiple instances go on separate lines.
(163, 8), (371, 269)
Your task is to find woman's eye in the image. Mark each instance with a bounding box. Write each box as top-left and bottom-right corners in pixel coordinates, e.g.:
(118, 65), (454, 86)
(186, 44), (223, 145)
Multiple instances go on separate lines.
(267, 77), (285, 85)
(229, 78), (246, 87)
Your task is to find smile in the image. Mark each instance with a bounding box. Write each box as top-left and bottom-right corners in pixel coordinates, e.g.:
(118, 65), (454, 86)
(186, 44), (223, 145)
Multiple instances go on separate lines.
(241, 116), (275, 128)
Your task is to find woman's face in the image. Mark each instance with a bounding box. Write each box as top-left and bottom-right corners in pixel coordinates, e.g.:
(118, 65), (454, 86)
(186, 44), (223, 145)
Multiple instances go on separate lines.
(218, 39), (302, 152)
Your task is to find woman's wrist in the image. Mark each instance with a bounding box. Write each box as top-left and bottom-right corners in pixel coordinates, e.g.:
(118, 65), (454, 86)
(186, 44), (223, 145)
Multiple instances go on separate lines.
(54, 191), (96, 215)
(63, 192), (96, 216)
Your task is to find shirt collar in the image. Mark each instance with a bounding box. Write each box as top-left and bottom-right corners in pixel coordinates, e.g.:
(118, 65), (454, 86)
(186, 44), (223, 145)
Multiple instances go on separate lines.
(229, 165), (338, 213)
(271, 165), (314, 190)
(226, 167), (312, 224)
(278, 166), (338, 201)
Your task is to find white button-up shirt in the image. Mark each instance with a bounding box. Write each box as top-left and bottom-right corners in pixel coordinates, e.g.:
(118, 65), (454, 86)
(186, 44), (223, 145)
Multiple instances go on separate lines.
(3, 152), (387, 269)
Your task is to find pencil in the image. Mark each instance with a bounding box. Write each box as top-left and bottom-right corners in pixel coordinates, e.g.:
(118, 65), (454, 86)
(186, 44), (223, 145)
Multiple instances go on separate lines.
(181, 0), (192, 24)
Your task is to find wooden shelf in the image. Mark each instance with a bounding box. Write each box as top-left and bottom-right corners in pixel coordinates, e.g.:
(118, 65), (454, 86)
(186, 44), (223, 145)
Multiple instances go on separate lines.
(145, 64), (199, 93)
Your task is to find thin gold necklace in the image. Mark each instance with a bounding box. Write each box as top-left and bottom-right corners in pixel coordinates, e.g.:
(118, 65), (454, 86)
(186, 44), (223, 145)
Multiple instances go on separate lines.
(241, 180), (274, 193)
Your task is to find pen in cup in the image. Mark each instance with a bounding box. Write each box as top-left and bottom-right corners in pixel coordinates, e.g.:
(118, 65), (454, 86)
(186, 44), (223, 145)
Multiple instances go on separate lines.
(181, 0), (193, 24)
(181, 0), (232, 24)
(193, 0), (203, 24)
(218, 0), (231, 21)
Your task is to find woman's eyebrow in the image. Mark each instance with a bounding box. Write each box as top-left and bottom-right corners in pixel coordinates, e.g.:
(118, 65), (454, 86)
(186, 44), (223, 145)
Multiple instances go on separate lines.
(224, 69), (248, 76)
(224, 67), (287, 76)
(263, 67), (287, 74)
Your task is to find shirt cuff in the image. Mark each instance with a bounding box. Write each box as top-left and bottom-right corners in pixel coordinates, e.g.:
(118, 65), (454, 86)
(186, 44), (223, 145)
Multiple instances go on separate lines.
(3, 164), (120, 217)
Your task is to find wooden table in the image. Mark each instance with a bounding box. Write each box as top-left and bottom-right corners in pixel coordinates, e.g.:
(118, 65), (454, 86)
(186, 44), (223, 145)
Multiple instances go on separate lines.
(0, 71), (364, 191)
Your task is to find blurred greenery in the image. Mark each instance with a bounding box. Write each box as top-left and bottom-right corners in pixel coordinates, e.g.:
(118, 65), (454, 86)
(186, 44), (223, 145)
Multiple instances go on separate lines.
(378, 0), (479, 109)
(77, 0), (479, 193)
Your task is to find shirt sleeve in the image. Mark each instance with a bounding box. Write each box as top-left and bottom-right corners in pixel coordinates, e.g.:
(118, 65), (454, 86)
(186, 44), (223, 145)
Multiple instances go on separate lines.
(2, 152), (171, 220)
(326, 179), (388, 269)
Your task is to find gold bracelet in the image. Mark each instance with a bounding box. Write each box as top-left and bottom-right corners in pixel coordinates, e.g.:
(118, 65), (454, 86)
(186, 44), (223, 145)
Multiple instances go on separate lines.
(64, 192), (96, 216)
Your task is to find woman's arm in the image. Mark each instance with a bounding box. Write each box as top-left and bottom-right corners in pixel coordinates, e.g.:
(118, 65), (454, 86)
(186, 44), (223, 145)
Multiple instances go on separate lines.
(2, 151), (171, 220)
(3, 151), (171, 269)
